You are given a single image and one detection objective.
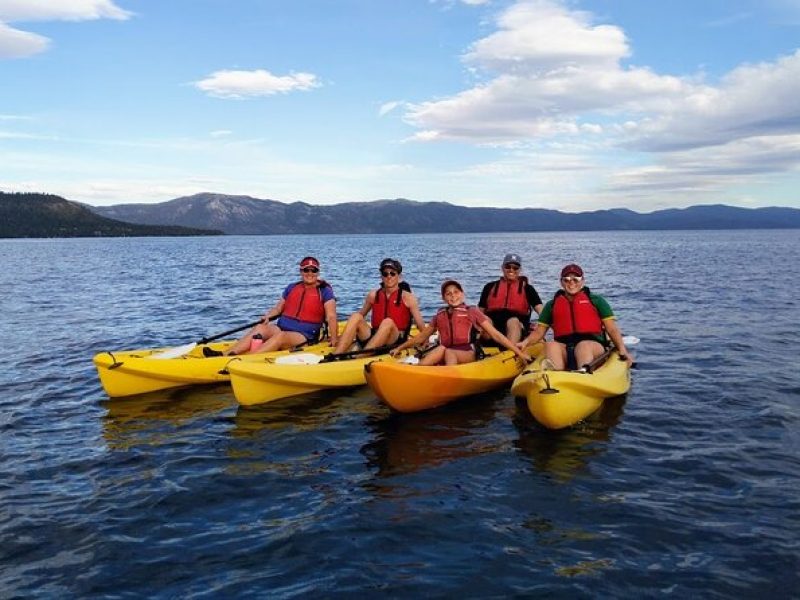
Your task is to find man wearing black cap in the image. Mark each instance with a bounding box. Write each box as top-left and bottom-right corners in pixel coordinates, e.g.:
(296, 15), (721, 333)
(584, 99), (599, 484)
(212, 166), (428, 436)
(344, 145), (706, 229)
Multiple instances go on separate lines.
(478, 253), (543, 343)
(332, 258), (426, 354)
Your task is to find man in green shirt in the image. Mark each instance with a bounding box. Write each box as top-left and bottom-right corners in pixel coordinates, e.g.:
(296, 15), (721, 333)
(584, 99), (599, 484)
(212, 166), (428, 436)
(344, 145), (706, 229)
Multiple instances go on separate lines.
(519, 263), (632, 370)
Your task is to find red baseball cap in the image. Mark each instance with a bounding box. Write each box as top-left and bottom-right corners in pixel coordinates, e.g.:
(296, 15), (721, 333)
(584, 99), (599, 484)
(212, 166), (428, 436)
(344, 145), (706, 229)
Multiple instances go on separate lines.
(560, 263), (583, 278)
(299, 256), (320, 269)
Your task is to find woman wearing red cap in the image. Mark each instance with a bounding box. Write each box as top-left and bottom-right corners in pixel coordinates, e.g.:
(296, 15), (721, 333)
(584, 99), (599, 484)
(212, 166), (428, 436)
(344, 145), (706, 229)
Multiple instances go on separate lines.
(204, 256), (338, 356)
(390, 279), (531, 366)
(332, 258), (426, 355)
(518, 264), (632, 370)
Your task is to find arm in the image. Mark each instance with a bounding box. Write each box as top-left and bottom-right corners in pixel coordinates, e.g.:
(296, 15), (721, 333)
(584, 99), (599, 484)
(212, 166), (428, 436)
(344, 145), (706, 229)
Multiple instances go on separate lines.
(264, 298), (285, 321)
(403, 292), (427, 331)
(602, 318), (633, 366)
(389, 322), (435, 356)
(477, 282), (491, 314)
(358, 291), (376, 317)
(518, 322), (549, 349)
(479, 318), (531, 362)
(324, 299), (338, 346)
(526, 284), (543, 316)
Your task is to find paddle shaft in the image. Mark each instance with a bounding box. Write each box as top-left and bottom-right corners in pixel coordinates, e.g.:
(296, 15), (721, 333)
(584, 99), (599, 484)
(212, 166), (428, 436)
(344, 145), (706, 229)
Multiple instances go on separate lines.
(198, 315), (278, 345)
(322, 341), (399, 362)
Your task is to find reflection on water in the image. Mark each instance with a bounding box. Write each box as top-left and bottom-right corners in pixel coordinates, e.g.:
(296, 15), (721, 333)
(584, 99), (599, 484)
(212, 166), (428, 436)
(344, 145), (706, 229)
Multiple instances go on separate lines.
(101, 384), (234, 450)
(361, 389), (508, 480)
(512, 396), (627, 482)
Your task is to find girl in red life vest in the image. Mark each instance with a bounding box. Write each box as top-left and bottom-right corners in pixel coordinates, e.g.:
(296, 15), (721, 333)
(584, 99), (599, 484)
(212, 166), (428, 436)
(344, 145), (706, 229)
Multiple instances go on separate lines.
(391, 280), (532, 366)
(518, 263), (633, 370)
(204, 256), (338, 357)
(333, 258), (427, 354)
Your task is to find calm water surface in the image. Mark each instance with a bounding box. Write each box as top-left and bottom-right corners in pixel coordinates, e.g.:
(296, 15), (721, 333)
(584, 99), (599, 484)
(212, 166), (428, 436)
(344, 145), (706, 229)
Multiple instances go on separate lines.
(1, 231), (799, 597)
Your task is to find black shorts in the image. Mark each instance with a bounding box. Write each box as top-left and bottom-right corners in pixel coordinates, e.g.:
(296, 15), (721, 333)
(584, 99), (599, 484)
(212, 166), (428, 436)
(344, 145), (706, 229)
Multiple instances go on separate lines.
(487, 311), (530, 337)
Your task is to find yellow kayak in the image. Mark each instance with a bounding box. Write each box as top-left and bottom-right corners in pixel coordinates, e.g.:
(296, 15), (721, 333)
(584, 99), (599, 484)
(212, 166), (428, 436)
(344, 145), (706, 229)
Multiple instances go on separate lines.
(364, 343), (543, 413)
(510, 350), (631, 429)
(228, 347), (418, 406)
(93, 328), (344, 398)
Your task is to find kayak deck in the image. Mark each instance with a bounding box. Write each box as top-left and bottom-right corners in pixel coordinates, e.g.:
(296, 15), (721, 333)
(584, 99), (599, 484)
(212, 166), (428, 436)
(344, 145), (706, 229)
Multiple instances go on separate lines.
(510, 350), (631, 429)
(94, 339), (335, 398)
(364, 343), (543, 413)
(228, 348), (418, 406)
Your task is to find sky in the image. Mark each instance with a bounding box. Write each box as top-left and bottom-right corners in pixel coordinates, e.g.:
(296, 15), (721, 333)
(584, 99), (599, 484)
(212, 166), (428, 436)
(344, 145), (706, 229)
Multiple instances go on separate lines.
(1, 0), (799, 212)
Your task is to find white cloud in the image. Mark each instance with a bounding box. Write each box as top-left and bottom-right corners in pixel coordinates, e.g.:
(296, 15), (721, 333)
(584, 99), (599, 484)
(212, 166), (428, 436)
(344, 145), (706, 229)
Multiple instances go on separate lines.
(379, 100), (404, 117)
(0, 0), (131, 22)
(464, 0), (629, 72)
(623, 50), (800, 152)
(401, 0), (800, 208)
(210, 130), (233, 138)
(0, 20), (48, 57)
(0, 0), (130, 59)
(194, 69), (321, 99)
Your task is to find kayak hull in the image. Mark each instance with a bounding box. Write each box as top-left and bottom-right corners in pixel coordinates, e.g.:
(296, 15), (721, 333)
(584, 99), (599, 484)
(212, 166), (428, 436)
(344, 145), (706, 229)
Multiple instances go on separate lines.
(510, 351), (631, 429)
(228, 350), (412, 406)
(94, 337), (339, 398)
(364, 343), (543, 413)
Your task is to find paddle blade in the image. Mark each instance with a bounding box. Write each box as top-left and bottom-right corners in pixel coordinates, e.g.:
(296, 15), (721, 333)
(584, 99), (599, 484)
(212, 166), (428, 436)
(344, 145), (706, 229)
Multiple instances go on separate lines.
(273, 353), (324, 365)
(150, 343), (197, 359)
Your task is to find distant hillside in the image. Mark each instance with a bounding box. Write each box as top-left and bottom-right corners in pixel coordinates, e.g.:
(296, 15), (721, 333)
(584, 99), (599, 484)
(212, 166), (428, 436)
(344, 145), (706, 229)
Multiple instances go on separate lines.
(91, 192), (800, 234)
(0, 192), (222, 238)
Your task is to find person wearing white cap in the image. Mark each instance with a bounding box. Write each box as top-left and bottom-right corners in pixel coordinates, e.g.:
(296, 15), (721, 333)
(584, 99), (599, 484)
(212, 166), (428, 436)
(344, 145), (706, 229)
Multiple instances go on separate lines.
(478, 253), (543, 344)
(203, 256), (338, 356)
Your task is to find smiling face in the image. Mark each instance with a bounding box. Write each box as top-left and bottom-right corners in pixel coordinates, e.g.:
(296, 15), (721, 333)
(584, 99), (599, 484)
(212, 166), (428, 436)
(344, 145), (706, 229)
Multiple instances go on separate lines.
(502, 262), (521, 280)
(300, 265), (320, 283)
(560, 274), (584, 296)
(441, 283), (464, 306)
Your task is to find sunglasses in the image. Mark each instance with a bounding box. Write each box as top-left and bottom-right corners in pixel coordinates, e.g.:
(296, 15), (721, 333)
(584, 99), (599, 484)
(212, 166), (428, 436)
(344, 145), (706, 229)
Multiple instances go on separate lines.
(381, 270), (398, 277)
(561, 275), (582, 283)
(504, 264), (520, 271)
(301, 267), (319, 273)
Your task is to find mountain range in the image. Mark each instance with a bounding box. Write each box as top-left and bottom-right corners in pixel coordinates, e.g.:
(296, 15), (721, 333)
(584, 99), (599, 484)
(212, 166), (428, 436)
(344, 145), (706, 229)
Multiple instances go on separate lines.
(91, 192), (800, 234)
(0, 192), (221, 238)
(3, 191), (799, 238)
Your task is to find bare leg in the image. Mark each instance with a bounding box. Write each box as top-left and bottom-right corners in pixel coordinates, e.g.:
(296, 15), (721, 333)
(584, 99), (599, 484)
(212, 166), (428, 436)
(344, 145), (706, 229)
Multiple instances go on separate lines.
(364, 319), (400, 349)
(255, 330), (308, 353)
(333, 313), (371, 354)
(419, 345), (446, 366)
(574, 340), (605, 368)
(227, 322), (281, 356)
(544, 341), (567, 370)
(503, 317), (523, 344)
(443, 348), (477, 365)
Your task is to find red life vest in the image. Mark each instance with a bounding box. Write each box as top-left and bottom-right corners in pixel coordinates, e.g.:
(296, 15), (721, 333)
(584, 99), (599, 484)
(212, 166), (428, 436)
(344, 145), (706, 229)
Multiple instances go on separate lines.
(435, 305), (475, 348)
(485, 277), (530, 316)
(283, 281), (329, 324)
(550, 289), (603, 340)
(371, 285), (411, 332)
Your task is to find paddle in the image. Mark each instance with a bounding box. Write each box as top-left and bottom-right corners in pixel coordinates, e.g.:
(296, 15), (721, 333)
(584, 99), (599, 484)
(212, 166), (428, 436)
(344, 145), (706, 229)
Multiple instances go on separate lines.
(150, 316), (275, 359)
(580, 335), (640, 373)
(319, 341), (400, 363)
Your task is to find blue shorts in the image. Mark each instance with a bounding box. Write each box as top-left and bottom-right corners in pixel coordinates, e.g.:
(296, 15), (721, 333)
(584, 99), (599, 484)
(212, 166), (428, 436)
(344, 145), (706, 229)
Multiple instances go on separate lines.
(276, 316), (321, 342)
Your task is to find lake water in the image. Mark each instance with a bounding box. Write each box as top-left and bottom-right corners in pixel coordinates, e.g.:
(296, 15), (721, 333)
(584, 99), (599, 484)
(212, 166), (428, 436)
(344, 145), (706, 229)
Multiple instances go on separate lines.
(1, 230), (798, 597)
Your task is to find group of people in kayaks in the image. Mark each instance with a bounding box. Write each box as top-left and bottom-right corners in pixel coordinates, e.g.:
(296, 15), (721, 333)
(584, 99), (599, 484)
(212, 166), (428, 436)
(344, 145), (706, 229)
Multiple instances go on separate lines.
(202, 254), (633, 371)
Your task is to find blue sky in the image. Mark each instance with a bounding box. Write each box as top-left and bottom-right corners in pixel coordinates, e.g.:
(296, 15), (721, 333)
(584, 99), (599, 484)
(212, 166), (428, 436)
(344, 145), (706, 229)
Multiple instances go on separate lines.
(1, 0), (799, 211)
